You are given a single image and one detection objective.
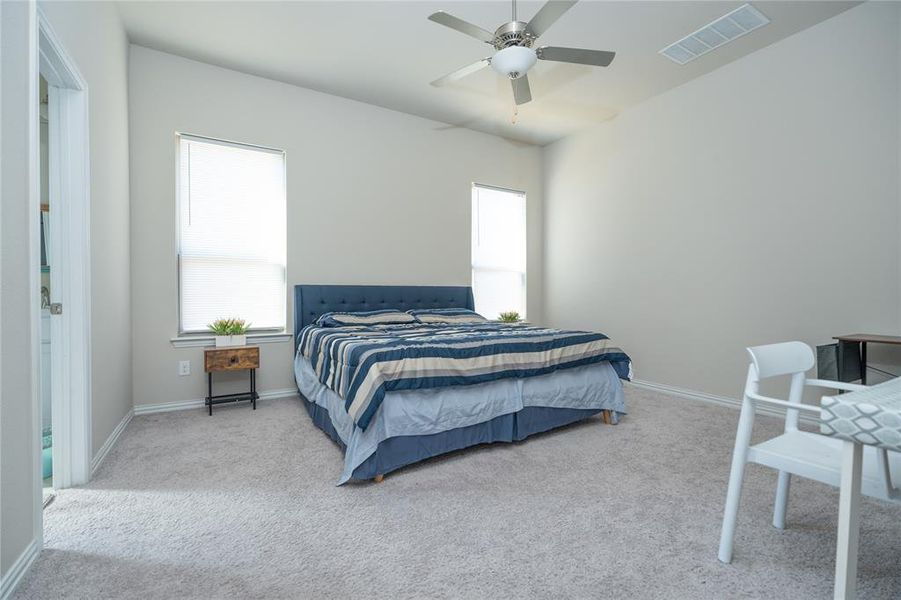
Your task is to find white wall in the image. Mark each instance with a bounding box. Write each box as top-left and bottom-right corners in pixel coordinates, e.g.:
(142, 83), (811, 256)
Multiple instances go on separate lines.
(1, 0), (40, 582)
(542, 2), (901, 400)
(128, 46), (543, 408)
(39, 1), (134, 456)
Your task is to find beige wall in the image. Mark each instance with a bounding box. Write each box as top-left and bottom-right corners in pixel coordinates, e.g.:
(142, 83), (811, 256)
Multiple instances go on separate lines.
(40, 1), (134, 455)
(2, 0), (131, 581)
(542, 2), (901, 400)
(1, 0), (40, 579)
(128, 46), (543, 408)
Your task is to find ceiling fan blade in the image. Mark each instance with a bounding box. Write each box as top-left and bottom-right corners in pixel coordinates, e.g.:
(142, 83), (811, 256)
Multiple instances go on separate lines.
(537, 46), (616, 67)
(430, 58), (491, 87)
(428, 11), (495, 44)
(512, 75), (532, 105)
(525, 1), (579, 39)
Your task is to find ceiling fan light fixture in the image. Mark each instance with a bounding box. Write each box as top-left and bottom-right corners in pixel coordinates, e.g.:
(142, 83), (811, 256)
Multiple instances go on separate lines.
(490, 46), (537, 79)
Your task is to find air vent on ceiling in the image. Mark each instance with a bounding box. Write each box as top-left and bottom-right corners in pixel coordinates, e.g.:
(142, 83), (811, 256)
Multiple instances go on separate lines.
(659, 4), (770, 65)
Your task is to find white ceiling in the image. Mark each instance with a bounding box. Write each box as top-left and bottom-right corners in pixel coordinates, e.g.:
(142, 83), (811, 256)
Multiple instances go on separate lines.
(117, 1), (858, 145)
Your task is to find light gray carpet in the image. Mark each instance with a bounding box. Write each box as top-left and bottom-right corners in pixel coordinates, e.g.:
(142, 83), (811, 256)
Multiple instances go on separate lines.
(13, 387), (901, 599)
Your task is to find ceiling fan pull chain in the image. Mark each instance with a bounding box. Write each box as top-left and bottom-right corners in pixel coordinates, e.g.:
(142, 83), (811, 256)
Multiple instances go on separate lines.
(511, 103), (518, 125)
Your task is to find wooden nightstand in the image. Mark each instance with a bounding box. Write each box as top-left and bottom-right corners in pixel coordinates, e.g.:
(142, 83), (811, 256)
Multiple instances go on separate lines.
(203, 345), (260, 415)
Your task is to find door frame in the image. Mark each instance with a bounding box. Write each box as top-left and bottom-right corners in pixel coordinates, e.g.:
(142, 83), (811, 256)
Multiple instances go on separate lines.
(36, 8), (92, 490)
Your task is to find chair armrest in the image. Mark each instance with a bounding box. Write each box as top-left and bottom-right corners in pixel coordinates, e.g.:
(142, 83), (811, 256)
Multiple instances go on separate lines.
(746, 392), (822, 414)
(805, 379), (868, 393)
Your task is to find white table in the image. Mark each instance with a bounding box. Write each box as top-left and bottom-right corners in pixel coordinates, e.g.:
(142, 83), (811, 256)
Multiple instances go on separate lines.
(820, 377), (901, 599)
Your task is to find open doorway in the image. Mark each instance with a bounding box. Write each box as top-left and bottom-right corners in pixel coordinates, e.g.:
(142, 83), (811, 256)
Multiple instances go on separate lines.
(35, 11), (93, 500)
(39, 74), (53, 503)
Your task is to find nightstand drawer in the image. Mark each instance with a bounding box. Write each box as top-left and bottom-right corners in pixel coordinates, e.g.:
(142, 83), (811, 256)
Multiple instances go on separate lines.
(204, 346), (260, 372)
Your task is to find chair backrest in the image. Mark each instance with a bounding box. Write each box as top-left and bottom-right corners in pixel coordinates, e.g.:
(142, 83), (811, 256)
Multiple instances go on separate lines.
(746, 341), (815, 381)
(746, 341), (816, 433)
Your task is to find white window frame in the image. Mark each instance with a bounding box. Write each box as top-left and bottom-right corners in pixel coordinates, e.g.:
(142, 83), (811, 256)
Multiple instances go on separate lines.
(175, 132), (287, 335)
(471, 182), (527, 319)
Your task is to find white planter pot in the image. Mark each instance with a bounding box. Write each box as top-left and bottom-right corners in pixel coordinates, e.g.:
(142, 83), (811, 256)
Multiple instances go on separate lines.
(215, 334), (247, 347)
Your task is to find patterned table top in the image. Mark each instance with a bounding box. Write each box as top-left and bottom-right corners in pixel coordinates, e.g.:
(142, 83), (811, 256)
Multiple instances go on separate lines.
(821, 377), (901, 451)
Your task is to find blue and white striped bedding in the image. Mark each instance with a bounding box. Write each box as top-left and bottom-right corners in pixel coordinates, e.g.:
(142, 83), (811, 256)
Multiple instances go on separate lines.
(295, 354), (625, 485)
(297, 321), (632, 430)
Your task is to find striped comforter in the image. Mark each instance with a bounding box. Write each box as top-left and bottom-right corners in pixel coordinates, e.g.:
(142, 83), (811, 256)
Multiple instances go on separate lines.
(297, 322), (631, 431)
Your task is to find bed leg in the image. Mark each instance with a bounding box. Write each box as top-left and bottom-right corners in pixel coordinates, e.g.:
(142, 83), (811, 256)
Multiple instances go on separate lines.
(601, 410), (612, 425)
(373, 474), (384, 483)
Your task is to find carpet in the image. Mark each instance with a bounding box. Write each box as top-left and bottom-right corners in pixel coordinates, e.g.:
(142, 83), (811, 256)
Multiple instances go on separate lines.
(12, 385), (901, 599)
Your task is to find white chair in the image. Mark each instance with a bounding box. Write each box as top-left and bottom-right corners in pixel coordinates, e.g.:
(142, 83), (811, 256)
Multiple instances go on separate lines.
(717, 341), (901, 565)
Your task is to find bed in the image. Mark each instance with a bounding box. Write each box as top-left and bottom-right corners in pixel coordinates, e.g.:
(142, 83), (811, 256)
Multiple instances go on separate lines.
(293, 284), (630, 484)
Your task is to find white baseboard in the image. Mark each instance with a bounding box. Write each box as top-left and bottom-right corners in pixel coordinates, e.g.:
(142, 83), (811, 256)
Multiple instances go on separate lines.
(91, 409), (133, 476)
(133, 398), (206, 416)
(0, 538), (40, 600)
(628, 378), (819, 424)
(133, 388), (299, 416)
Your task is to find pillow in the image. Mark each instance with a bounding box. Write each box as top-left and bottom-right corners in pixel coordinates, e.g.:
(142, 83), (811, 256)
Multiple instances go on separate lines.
(407, 308), (488, 324)
(316, 309), (418, 327)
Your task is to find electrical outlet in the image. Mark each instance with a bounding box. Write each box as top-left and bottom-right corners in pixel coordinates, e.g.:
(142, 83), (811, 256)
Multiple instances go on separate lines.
(178, 360), (191, 376)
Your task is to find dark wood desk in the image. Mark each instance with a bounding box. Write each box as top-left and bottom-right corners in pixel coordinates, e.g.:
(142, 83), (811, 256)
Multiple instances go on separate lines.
(833, 334), (901, 385)
(203, 345), (260, 415)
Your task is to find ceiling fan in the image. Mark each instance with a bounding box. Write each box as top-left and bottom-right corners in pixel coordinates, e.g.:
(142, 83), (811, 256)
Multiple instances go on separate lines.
(428, 0), (615, 106)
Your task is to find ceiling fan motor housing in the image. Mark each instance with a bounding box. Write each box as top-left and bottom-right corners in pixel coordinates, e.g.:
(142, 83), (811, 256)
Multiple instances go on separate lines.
(490, 21), (537, 79)
(492, 21), (535, 49)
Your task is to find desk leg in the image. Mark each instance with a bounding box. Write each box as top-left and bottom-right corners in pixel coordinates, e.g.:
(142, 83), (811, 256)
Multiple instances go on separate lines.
(860, 343), (867, 385)
(838, 345), (845, 390)
(251, 368), (257, 410)
(207, 372), (213, 416)
(834, 440), (862, 600)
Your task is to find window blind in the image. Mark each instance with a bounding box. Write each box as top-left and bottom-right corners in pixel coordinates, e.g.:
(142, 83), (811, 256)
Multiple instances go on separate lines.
(471, 184), (527, 320)
(177, 134), (286, 333)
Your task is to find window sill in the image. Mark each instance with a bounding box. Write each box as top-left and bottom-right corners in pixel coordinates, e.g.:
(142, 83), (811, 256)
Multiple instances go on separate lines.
(169, 332), (294, 348)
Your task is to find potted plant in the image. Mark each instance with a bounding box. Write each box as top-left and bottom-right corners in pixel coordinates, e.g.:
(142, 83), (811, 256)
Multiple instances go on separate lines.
(498, 311), (522, 323)
(208, 317), (250, 347)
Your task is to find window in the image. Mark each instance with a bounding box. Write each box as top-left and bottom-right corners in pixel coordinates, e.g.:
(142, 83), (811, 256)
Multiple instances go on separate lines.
(471, 184), (526, 320)
(177, 134), (286, 333)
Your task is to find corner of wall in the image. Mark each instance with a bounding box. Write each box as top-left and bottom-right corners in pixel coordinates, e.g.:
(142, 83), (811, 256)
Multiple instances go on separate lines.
(538, 141), (555, 326)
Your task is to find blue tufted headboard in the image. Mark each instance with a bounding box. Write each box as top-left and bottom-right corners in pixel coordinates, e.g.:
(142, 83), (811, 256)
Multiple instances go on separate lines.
(293, 284), (475, 340)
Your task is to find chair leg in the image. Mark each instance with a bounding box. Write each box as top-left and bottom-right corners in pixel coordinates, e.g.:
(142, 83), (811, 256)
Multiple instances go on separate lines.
(773, 471), (791, 530)
(718, 398), (756, 564)
(834, 441), (863, 600)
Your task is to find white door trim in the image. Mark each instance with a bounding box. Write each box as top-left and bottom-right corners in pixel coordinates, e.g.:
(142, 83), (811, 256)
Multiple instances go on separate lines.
(37, 7), (92, 489)
(23, 0), (44, 571)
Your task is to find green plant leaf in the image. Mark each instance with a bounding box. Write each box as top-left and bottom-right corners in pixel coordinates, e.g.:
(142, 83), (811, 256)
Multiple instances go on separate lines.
(208, 317), (250, 335)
